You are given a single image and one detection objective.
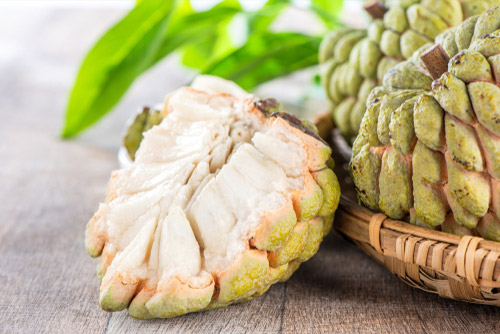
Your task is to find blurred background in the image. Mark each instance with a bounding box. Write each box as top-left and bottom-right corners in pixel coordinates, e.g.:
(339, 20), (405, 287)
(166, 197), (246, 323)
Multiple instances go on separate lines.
(0, 0), (366, 151)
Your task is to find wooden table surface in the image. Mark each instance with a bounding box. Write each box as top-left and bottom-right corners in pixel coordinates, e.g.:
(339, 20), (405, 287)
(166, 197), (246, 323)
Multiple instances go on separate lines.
(2, 5), (500, 334)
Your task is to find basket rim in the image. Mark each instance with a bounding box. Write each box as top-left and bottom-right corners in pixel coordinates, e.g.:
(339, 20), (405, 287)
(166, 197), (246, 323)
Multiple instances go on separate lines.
(335, 188), (500, 289)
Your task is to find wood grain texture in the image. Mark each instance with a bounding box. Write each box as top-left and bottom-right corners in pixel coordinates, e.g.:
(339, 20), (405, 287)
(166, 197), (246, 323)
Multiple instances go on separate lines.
(1, 5), (500, 334)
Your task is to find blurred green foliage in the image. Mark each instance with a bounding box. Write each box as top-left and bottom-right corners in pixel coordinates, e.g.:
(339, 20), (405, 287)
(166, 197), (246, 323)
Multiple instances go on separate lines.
(63, 0), (344, 138)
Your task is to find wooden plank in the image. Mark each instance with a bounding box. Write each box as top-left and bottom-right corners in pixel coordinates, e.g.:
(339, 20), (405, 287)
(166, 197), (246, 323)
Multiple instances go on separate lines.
(1, 5), (500, 334)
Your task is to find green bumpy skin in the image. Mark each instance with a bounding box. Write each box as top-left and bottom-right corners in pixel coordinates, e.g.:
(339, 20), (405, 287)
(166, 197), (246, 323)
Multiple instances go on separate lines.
(351, 6), (500, 241)
(146, 280), (214, 318)
(251, 208), (297, 252)
(319, 0), (500, 144)
(215, 251), (270, 304)
(294, 178), (323, 222)
(123, 108), (164, 160)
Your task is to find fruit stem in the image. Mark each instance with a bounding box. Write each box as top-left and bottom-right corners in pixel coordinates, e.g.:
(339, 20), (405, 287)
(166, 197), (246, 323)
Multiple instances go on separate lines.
(363, 0), (388, 19)
(420, 44), (450, 80)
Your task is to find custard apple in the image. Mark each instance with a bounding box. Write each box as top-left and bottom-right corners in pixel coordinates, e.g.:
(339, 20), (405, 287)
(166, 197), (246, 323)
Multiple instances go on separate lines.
(85, 76), (340, 319)
(351, 6), (500, 240)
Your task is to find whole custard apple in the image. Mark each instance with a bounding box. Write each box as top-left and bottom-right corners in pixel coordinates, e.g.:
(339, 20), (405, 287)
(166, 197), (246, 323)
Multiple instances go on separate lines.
(351, 6), (500, 241)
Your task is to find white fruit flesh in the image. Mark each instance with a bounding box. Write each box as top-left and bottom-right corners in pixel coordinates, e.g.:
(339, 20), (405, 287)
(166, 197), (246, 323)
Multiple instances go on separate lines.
(87, 76), (334, 317)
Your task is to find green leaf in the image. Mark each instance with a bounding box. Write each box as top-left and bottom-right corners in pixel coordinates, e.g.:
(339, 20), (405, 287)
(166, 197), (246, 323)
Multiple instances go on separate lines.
(203, 32), (321, 90)
(63, 0), (175, 138)
(310, 0), (344, 29)
(149, 0), (242, 70)
(178, 0), (242, 70)
(179, 0), (290, 71)
(247, 0), (289, 33)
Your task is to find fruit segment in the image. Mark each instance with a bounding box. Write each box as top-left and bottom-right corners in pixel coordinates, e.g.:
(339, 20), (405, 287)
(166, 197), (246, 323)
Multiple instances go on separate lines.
(85, 76), (340, 318)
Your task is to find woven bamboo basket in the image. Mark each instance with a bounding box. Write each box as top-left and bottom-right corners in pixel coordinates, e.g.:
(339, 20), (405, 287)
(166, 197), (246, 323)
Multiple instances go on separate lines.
(314, 112), (500, 306)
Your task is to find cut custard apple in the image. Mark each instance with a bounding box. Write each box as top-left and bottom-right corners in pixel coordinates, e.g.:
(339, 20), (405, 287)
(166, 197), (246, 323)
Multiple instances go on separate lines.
(85, 75), (340, 319)
(319, 0), (500, 143)
(351, 6), (500, 241)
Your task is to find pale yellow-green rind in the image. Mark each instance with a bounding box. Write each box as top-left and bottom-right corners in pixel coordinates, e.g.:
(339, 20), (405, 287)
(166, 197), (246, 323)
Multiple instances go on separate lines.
(85, 220), (104, 258)
(407, 4), (449, 39)
(333, 97), (356, 138)
(435, 29), (459, 58)
(319, 28), (356, 63)
(321, 58), (342, 102)
(368, 19), (384, 43)
(377, 90), (420, 145)
(311, 145), (332, 172)
(334, 31), (367, 63)
(366, 84), (391, 108)
(477, 126), (500, 179)
(468, 81), (500, 135)
(356, 101), (382, 154)
(358, 80), (377, 108)
(123, 108), (164, 161)
(421, 0), (463, 26)
(383, 61), (433, 90)
(123, 109), (148, 161)
(343, 63), (364, 97)
(329, 64), (345, 104)
(99, 277), (138, 312)
(377, 57), (401, 82)
(492, 180), (500, 219)
(297, 218), (324, 263)
(401, 30), (433, 59)
(349, 101), (366, 136)
(454, 15), (478, 50)
(448, 50), (493, 83)
(294, 179), (323, 223)
(432, 72), (474, 123)
(359, 40), (383, 78)
(145, 279), (214, 319)
(268, 222), (308, 268)
(312, 168), (340, 218)
(462, 0), (500, 19)
(414, 94), (444, 151)
(470, 30), (500, 57)
(470, 5), (500, 42)
(444, 185), (480, 228)
(489, 54), (500, 84)
(384, 6), (408, 33)
(322, 213), (335, 237)
(445, 153), (490, 217)
(378, 149), (412, 219)
(216, 250), (269, 304)
(278, 261), (301, 283)
(128, 285), (156, 320)
(267, 263), (290, 284)
(412, 142), (446, 227)
(350, 144), (381, 211)
(380, 30), (403, 58)
(251, 207), (297, 252)
(410, 210), (436, 229)
(389, 96), (418, 155)
(445, 114), (483, 172)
